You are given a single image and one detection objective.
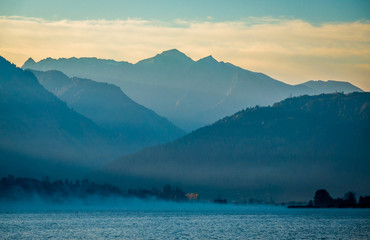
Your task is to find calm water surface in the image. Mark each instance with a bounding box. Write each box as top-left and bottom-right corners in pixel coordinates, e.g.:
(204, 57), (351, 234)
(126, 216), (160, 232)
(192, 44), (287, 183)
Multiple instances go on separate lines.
(0, 203), (369, 239)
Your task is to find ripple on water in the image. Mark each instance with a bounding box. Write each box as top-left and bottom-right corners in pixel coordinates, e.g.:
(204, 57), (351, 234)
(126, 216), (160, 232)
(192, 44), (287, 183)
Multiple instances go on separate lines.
(0, 207), (369, 239)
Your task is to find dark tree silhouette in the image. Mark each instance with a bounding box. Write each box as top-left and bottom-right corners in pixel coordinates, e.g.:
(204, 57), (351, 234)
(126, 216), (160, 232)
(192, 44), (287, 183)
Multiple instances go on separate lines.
(343, 191), (357, 207)
(314, 189), (333, 207)
(358, 196), (370, 208)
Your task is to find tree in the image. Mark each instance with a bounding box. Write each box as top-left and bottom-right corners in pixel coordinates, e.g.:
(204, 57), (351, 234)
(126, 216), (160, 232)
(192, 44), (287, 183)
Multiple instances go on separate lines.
(343, 191), (357, 206)
(314, 189), (333, 207)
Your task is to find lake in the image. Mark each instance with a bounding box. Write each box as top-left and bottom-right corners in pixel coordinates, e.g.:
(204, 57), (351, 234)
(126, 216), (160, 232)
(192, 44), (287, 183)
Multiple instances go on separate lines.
(0, 202), (369, 239)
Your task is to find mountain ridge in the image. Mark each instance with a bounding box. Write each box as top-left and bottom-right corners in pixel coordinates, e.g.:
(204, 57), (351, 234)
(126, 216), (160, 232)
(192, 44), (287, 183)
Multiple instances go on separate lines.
(23, 49), (363, 131)
(30, 69), (185, 146)
(0, 56), (147, 178)
(102, 92), (370, 201)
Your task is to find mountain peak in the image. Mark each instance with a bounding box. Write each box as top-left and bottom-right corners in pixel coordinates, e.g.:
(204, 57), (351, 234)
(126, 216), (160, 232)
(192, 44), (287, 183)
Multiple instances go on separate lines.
(22, 57), (36, 68)
(137, 49), (193, 65)
(160, 49), (184, 56)
(197, 55), (218, 64)
(155, 49), (193, 61)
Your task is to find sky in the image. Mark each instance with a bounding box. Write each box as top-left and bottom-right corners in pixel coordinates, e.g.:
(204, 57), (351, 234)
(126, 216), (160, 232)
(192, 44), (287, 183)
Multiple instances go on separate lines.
(1, 0), (369, 90)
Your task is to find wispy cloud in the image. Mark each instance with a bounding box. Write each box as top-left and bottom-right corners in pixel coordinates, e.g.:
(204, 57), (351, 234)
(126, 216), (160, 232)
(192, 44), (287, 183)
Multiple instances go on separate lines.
(1, 16), (369, 90)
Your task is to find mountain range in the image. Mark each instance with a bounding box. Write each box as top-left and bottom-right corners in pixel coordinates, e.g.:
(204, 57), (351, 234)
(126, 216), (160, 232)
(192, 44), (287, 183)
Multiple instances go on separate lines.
(23, 49), (363, 131)
(30, 69), (184, 146)
(0, 56), (181, 178)
(2, 52), (368, 201)
(0, 57), (114, 177)
(102, 92), (370, 201)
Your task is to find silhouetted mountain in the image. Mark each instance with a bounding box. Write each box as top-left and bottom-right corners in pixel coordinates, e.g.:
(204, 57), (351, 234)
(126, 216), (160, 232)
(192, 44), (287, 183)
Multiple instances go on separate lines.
(30, 70), (184, 146)
(299, 80), (363, 94)
(23, 57), (36, 67)
(0, 56), (136, 178)
(23, 50), (363, 131)
(136, 49), (193, 70)
(102, 93), (370, 201)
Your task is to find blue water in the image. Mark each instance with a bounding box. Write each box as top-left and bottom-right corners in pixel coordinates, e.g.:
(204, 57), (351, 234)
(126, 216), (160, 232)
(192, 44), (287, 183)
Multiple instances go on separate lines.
(0, 203), (369, 239)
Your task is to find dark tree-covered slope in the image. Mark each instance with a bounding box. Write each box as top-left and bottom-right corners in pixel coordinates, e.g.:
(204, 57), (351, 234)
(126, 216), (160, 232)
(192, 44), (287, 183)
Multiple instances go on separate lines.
(103, 92), (370, 201)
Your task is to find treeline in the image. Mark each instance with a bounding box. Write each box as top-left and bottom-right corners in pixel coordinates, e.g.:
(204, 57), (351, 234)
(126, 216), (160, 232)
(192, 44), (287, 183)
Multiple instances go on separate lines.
(289, 189), (370, 208)
(0, 175), (188, 203)
(128, 184), (187, 201)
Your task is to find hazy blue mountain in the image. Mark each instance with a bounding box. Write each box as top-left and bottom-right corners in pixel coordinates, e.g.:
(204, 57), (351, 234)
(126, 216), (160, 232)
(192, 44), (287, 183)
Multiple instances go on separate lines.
(102, 93), (370, 201)
(0, 56), (135, 178)
(299, 80), (363, 94)
(23, 50), (363, 131)
(30, 70), (184, 146)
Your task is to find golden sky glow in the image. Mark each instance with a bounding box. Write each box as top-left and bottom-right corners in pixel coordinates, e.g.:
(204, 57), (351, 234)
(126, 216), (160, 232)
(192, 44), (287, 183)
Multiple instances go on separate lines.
(1, 16), (369, 90)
